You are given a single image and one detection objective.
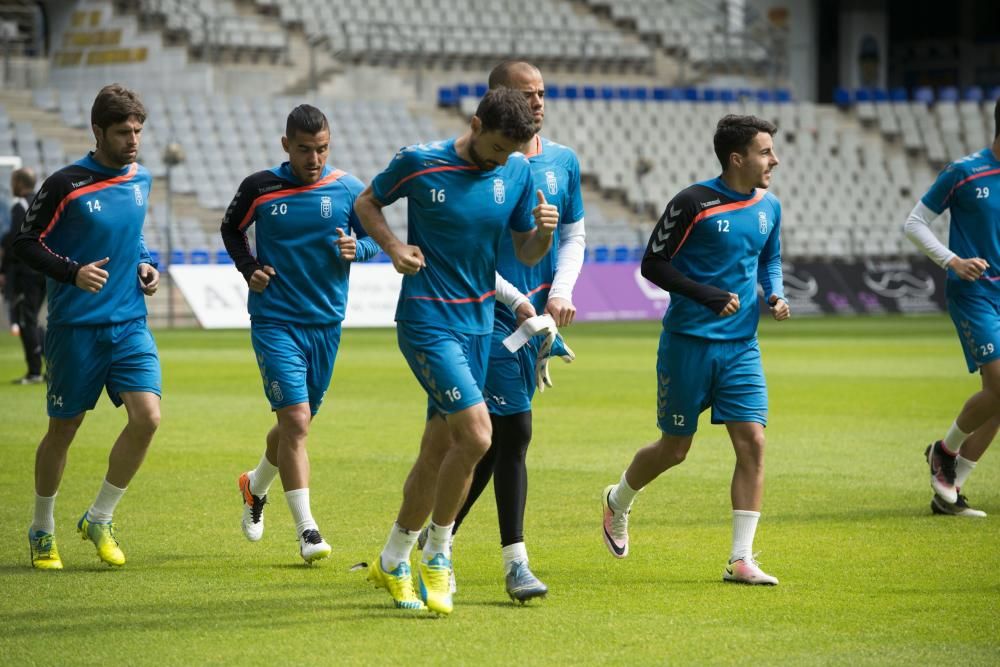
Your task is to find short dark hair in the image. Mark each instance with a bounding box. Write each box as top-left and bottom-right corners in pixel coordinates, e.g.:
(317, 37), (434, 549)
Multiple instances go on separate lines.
(994, 98), (999, 139)
(713, 114), (778, 171)
(12, 166), (36, 191)
(488, 60), (539, 89)
(475, 87), (536, 143)
(286, 104), (329, 139)
(91, 84), (146, 130)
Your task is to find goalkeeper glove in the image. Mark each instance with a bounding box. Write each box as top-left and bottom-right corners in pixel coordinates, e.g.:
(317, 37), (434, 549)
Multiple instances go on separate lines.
(535, 332), (575, 393)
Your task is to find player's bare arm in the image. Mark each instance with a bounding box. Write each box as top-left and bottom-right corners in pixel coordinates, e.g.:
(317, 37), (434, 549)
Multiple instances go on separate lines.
(355, 185), (424, 275)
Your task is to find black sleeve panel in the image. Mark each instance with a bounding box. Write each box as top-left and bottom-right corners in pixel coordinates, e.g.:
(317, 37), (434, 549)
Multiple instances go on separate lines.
(12, 170), (81, 284)
(641, 186), (732, 313)
(220, 171), (281, 282)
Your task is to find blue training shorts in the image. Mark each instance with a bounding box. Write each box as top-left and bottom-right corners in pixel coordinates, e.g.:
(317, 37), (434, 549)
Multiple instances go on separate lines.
(484, 327), (538, 416)
(45, 317), (161, 418)
(946, 287), (1000, 373)
(251, 320), (342, 415)
(656, 331), (768, 435)
(397, 321), (490, 418)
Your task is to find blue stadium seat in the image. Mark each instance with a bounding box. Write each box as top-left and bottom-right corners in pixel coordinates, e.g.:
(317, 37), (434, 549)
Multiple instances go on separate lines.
(582, 86), (597, 100)
(889, 87), (908, 102)
(632, 87), (649, 101)
(988, 85), (1000, 102)
(938, 86), (959, 102)
(756, 89), (774, 102)
(612, 245), (630, 262)
(872, 88), (889, 102)
(189, 249), (210, 264)
(474, 82), (488, 97)
(437, 87), (457, 107)
(913, 86), (934, 104)
(630, 245), (644, 262)
(737, 88), (755, 100)
(719, 89), (736, 102)
(592, 245), (610, 263)
(617, 86), (632, 100)
(563, 85), (579, 99)
(456, 83), (472, 98)
(702, 89), (719, 102)
(854, 88), (872, 102)
(963, 86), (984, 102)
(682, 87), (698, 101)
(148, 250), (161, 267)
(833, 88), (851, 106)
(547, 85), (561, 99)
(215, 249), (233, 264)
(774, 89), (792, 102)
(600, 86), (617, 100)
(169, 249), (186, 265)
(652, 87), (670, 101)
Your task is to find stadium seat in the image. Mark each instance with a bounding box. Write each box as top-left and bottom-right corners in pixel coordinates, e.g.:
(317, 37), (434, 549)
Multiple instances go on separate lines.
(938, 86), (959, 103)
(215, 249), (233, 264)
(889, 87), (908, 102)
(189, 250), (211, 264)
(963, 86), (984, 102)
(612, 245), (630, 262)
(169, 250), (186, 265)
(592, 245), (610, 263)
(913, 86), (935, 104)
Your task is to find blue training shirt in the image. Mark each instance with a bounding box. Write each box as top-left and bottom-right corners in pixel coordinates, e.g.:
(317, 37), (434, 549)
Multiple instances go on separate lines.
(13, 153), (153, 326)
(648, 176), (784, 340)
(921, 147), (1000, 296)
(220, 163), (379, 325)
(371, 138), (536, 335)
(494, 136), (585, 334)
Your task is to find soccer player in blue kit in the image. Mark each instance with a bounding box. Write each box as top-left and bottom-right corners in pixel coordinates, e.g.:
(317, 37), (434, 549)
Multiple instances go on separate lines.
(15, 85), (161, 569)
(443, 61), (586, 603)
(221, 104), (380, 563)
(904, 97), (1000, 518)
(600, 114), (789, 585)
(355, 87), (559, 614)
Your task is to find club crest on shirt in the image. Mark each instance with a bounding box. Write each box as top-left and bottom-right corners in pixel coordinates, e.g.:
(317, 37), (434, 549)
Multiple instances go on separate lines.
(493, 178), (505, 204)
(269, 380), (283, 402)
(320, 195), (332, 219)
(133, 183), (144, 206)
(758, 211), (768, 234)
(545, 171), (558, 195)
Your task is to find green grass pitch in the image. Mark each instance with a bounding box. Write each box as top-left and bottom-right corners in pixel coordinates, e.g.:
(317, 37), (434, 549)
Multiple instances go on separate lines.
(1, 316), (997, 665)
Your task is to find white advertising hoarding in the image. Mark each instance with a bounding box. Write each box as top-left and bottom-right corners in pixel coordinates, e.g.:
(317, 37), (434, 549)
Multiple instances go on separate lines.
(169, 264), (402, 329)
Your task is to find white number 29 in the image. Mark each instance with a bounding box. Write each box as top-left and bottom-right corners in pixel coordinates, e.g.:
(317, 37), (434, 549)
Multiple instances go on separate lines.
(976, 187), (990, 199)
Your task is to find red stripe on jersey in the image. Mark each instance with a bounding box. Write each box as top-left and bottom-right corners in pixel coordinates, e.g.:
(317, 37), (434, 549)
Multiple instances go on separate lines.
(525, 282), (551, 296)
(384, 165), (478, 197)
(944, 167), (1000, 206)
(670, 190), (767, 259)
(40, 163), (139, 240)
(522, 136), (542, 158)
(238, 169), (346, 231)
(406, 289), (497, 304)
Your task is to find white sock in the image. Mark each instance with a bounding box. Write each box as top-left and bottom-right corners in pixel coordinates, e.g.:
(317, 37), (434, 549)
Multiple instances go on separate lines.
(31, 493), (57, 534)
(284, 488), (317, 535)
(87, 480), (127, 523)
(502, 542), (528, 571)
(609, 471), (639, 512)
(954, 455), (977, 490)
(730, 510), (761, 562)
(424, 521), (454, 560)
(942, 421), (969, 454)
(381, 522), (419, 571)
(249, 454), (279, 496)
